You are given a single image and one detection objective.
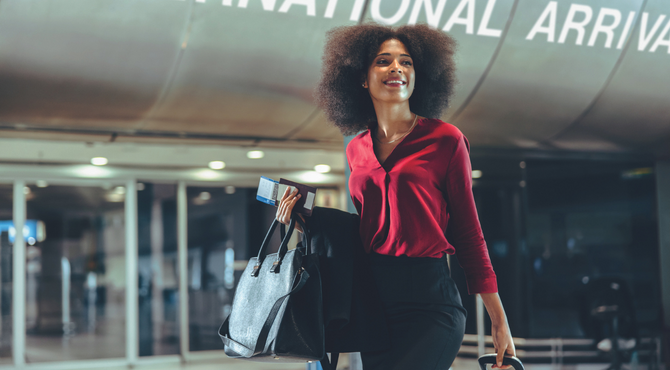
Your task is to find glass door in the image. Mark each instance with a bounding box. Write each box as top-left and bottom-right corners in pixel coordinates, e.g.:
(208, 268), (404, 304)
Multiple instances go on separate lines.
(24, 182), (127, 363)
(0, 183), (13, 365)
(137, 182), (180, 356)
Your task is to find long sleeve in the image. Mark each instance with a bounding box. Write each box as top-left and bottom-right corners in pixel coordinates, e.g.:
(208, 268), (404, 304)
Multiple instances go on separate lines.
(444, 133), (498, 295)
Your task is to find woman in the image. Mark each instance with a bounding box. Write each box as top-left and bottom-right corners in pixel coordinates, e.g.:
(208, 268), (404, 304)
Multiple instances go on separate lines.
(276, 23), (516, 370)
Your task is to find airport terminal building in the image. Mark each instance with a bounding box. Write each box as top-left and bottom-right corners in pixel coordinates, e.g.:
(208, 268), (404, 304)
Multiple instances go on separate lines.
(0, 0), (669, 369)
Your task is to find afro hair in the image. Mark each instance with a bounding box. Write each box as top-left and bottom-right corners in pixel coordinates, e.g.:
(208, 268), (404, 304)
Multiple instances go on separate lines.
(314, 23), (458, 136)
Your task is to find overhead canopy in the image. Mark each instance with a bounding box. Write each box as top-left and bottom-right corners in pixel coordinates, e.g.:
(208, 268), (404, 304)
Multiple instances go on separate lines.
(0, 0), (668, 155)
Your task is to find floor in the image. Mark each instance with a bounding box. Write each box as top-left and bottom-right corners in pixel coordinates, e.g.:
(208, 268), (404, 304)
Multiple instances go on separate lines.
(0, 356), (663, 370)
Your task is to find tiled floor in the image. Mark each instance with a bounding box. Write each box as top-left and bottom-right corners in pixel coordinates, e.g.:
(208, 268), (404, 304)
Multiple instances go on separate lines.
(0, 355), (664, 370)
(123, 359), (662, 370)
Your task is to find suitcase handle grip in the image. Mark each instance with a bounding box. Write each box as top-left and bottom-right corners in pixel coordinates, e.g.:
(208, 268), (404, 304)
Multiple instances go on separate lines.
(477, 354), (524, 370)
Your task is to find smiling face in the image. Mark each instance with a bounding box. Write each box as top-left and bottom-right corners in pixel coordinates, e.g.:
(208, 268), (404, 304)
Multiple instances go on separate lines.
(364, 38), (415, 105)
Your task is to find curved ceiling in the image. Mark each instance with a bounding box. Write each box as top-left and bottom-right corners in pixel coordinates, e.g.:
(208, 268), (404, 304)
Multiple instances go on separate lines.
(0, 0), (668, 156)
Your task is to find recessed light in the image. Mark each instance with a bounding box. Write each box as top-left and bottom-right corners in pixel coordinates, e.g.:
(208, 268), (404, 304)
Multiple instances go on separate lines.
(194, 169), (221, 180)
(105, 193), (124, 202)
(472, 170), (482, 179)
(36, 180), (48, 188)
(91, 157), (108, 166)
(209, 161), (226, 170)
(73, 165), (112, 178)
(300, 171), (326, 183)
(247, 150), (264, 159)
(23, 186), (31, 195)
(225, 186), (236, 194)
(314, 164), (331, 173)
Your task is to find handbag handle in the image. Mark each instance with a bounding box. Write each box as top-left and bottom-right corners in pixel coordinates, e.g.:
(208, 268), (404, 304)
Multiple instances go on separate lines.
(279, 214), (311, 254)
(252, 216), (296, 276)
(272, 214), (311, 273)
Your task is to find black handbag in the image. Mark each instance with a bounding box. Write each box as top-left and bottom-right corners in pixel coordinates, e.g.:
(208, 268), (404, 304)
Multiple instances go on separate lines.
(218, 214), (325, 362)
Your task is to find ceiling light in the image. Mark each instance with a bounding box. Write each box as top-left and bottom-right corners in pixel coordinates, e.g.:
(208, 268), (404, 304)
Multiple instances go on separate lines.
(73, 165), (113, 178)
(23, 186), (31, 195)
(225, 186), (236, 194)
(91, 157), (108, 166)
(113, 186), (126, 195)
(472, 170), (482, 179)
(247, 150), (264, 159)
(36, 180), (48, 188)
(314, 164), (331, 173)
(105, 193), (124, 202)
(299, 171), (326, 183)
(199, 192), (211, 201)
(193, 169), (222, 180)
(209, 161), (226, 170)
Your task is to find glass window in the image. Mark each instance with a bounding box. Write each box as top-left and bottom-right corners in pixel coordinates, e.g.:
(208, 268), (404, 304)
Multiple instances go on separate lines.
(137, 182), (179, 356)
(187, 186), (250, 352)
(525, 160), (659, 339)
(24, 183), (126, 363)
(0, 183), (12, 365)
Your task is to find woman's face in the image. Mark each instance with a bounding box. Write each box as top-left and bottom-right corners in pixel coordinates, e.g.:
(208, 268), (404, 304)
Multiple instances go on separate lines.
(364, 38), (415, 105)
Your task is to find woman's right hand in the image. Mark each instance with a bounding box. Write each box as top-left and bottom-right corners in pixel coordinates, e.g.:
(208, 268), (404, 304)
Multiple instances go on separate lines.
(276, 186), (305, 233)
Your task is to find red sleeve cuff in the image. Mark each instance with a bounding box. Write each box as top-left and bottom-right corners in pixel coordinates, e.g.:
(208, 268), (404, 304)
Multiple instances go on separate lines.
(465, 276), (498, 295)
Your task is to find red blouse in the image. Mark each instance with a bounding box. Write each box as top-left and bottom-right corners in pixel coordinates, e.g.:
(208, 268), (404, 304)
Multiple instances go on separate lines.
(346, 117), (498, 295)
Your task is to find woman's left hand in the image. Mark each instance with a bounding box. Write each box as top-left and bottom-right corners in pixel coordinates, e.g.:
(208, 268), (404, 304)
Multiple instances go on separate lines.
(491, 321), (516, 369)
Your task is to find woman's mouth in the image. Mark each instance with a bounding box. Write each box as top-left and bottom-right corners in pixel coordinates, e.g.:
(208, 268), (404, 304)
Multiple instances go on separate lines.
(383, 80), (406, 87)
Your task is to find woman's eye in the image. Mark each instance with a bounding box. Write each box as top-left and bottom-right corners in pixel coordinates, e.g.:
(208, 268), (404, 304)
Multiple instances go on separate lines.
(403, 61), (413, 66)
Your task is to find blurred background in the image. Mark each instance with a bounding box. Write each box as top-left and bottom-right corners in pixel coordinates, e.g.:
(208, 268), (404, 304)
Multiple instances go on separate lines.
(0, 0), (668, 369)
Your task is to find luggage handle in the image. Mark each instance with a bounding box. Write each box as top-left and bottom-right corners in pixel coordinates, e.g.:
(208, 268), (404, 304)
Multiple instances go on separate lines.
(253, 216), (297, 276)
(477, 354), (524, 370)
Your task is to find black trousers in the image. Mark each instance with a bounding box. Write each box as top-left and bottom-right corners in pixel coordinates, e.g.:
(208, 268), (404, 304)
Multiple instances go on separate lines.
(360, 253), (468, 370)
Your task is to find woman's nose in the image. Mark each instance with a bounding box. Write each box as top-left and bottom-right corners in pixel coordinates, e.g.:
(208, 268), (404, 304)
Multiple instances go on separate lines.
(391, 60), (402, 73)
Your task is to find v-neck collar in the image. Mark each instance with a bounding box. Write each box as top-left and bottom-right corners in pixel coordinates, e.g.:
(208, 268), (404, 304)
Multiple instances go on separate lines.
(367, 117), (424, 171)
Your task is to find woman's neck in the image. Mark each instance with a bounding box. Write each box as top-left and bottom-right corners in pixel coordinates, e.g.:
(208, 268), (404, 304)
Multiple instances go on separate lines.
(372, 100), (414, 139)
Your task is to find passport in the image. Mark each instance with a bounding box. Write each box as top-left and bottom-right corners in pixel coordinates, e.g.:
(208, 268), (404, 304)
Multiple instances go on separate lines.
(255, 176), (317, 216)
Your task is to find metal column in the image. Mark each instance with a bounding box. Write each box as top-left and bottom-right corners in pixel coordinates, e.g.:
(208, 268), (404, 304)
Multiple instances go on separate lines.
(656, 161), (670, 356)
(125, 180), (139, 365)
(476, 294), (486, 356)
(12, 181), (26, 367)
(177, 181), (189, 360)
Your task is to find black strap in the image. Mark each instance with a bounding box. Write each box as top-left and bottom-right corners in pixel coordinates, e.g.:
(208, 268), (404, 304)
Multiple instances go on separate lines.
(218, 269), (311, 357)
(320, 352), (339, 370)
(280, 214), (311, 253)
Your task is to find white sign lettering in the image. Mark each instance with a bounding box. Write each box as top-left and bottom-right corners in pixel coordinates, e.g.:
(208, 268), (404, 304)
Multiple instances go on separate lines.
(408, 0), (448, 28)
(278, 0), (316, 16)
(588, 8), (621, 48)
(477, 0), (502, 37)
(206, 0), (670, 55)
(558, 4), (593, 45)
(526, 1), (558, 42)
(639, 13), (667, 51)
(371, 0), (411, 25)
(443, 0), (476, 34)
